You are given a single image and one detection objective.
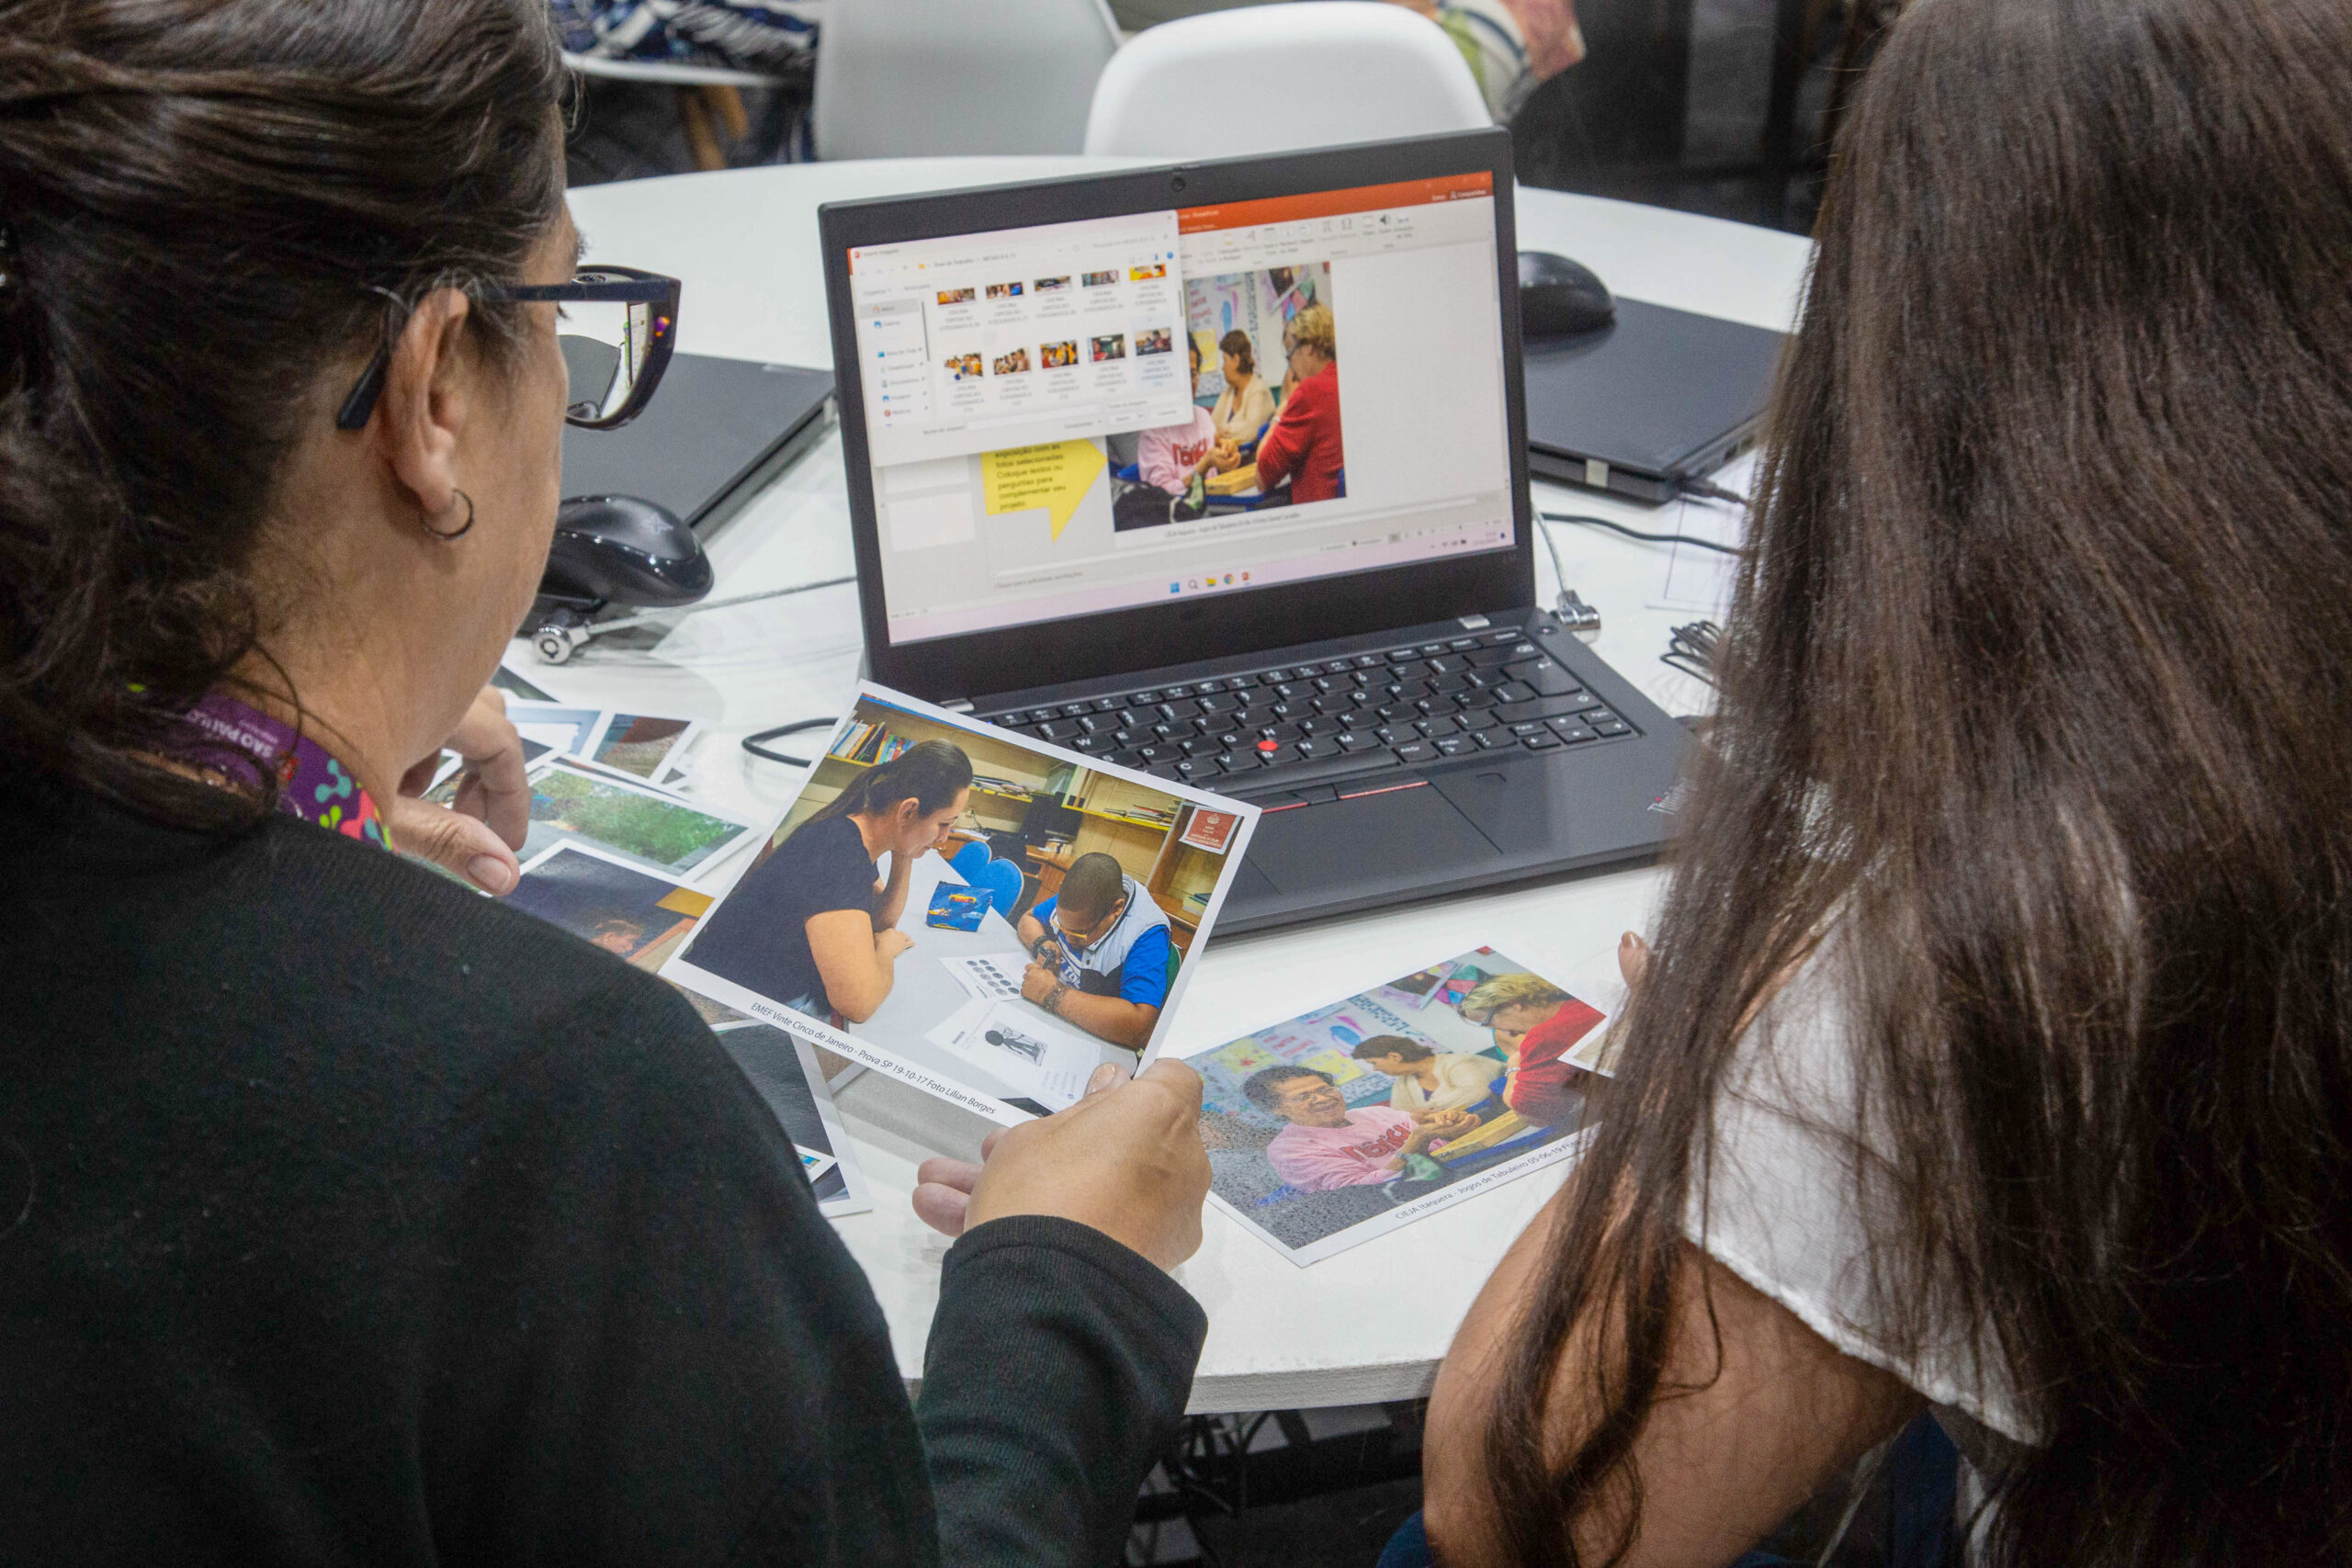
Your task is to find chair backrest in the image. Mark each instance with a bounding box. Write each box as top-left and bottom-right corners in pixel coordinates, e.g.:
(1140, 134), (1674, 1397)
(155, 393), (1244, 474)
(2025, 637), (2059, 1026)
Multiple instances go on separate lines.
(948, 840), (994, 884)
(974, 856), (1026, 916)
(1083, 1), (1489, 160)
(814, 0), (1123, 159)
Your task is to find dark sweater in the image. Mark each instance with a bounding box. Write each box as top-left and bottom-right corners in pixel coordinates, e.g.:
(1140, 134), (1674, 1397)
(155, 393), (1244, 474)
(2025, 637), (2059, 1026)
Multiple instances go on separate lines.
(0, 790), (1204, 1565)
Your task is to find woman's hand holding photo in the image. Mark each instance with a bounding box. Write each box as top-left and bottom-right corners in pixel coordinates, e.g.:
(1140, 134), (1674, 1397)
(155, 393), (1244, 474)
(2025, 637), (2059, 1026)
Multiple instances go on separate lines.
(911, 1060), (1213, 1273)
(389, 684), (530, 893)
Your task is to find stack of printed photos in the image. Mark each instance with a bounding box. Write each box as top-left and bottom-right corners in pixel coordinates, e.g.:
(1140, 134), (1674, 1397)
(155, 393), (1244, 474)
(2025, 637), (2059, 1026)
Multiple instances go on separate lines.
(423, 673), (866, 1216)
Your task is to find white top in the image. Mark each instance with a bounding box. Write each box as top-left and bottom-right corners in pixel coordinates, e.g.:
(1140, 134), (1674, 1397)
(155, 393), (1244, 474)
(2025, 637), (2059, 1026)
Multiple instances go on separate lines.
(555, 158), (1813, 1411)
(1387, 1052), (1502, 1115)
(1688, 933), (2038, 1453)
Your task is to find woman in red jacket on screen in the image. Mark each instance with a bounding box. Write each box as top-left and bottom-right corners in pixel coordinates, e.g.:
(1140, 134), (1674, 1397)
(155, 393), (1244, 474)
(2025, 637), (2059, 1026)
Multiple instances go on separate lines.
(1253, 303), (1345, 503)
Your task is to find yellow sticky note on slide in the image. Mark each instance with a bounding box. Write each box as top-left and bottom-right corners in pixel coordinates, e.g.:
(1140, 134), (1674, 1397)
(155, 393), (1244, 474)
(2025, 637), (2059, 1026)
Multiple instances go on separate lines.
(980, 439), (1104, 539)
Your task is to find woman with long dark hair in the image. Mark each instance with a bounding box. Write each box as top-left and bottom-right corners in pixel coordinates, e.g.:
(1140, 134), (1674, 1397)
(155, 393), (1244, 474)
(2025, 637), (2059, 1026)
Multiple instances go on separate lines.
(683, 737), (973, 1023)
(0, 4), (1209, 1561)
(1421, 1), (2352, 1562)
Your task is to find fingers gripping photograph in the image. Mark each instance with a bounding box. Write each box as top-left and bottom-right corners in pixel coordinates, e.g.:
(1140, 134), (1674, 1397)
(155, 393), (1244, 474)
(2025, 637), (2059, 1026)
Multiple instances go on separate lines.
(20, 0), (2352, 1564)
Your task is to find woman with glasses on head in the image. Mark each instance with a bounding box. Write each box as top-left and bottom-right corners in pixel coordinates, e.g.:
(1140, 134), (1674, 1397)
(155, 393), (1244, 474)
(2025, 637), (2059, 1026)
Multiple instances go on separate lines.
(0, 4), (1209, 1563)
(1409, 2), (2352, 1565)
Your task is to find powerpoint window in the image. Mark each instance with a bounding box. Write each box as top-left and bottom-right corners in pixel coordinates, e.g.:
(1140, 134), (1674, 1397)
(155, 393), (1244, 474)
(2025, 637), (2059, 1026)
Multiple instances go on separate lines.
(847, 174), (1517, 647)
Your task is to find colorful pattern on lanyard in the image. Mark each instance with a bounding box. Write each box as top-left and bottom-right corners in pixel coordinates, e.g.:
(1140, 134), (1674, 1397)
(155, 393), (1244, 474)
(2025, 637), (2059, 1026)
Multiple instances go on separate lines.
(182, 693), (387, 848)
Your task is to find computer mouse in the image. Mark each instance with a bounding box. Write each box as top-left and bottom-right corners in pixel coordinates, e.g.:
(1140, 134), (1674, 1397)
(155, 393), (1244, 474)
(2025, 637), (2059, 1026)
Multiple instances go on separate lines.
(538, 494), (714, 608)
(1517, 250), (1616, 337)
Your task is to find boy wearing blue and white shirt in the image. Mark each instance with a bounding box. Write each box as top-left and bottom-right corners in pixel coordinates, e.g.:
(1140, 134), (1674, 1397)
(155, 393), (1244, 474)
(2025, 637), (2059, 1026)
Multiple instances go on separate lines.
(1015, 852), (1172, 1052)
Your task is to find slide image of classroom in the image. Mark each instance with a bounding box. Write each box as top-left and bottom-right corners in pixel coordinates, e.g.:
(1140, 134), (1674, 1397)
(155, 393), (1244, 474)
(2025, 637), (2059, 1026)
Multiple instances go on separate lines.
(986, 281), (1024, 299)
(1192, 948), (1603, 1262)
(1034, 275), (1070, 292)
(1041, 340), (1079, 368)
(936, 287), (977, 305)
(944, 351), (983, 380)
(991, 346), (1031, 376)
(1129, 262), (1166, 281)
(1091, 333), (1127, 363)
(674, 695), (1245, 1117)
(1099, 259), (1344, 532)
(1082, 269), (1119, 288)
(1134, 327), (1173, 356)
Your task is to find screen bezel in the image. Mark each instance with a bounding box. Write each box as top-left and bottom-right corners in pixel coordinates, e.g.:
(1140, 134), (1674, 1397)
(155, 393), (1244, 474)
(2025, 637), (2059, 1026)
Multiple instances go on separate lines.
(819, 130), (1533, 704)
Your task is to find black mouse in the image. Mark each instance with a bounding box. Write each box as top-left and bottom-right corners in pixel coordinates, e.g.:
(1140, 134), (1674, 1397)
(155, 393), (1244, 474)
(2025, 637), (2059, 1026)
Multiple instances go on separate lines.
(538, 494), (713, 608)
(1517, 250), (1615, 337)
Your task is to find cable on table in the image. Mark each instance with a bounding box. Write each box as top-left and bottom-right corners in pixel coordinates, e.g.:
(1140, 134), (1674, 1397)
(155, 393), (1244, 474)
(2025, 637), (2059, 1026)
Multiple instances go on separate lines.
(741, 715), (837, 767)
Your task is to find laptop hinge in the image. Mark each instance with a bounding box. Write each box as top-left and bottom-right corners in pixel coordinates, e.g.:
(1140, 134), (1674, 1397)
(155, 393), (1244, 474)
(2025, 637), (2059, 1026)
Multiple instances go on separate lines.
(1456, 614), (1491, 630)
(940, 697), (975, 713)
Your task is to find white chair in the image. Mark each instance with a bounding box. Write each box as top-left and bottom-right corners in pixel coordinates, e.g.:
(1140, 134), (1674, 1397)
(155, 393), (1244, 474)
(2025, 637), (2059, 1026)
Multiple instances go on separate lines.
(1083, 1), (1489, 160)
(812, 0), (1124, 160)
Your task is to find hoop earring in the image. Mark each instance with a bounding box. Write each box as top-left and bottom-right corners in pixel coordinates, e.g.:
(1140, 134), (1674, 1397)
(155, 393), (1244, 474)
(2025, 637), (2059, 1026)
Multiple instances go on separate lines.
(423, 488), (475, 542)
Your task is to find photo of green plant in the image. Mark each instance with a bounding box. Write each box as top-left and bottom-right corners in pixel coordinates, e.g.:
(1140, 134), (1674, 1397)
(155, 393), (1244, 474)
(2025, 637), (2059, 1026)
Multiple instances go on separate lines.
(520, 759), (756, 877)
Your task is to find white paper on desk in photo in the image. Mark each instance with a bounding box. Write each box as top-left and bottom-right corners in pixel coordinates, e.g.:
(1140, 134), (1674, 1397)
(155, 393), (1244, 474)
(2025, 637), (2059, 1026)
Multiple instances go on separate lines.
(941, 952), (1029, 1001)
(942, 999), (1099, 1111)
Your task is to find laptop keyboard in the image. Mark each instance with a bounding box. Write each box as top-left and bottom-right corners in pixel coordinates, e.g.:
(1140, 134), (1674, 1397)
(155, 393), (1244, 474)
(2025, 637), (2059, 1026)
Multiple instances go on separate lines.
(975, 628), (1638, 795)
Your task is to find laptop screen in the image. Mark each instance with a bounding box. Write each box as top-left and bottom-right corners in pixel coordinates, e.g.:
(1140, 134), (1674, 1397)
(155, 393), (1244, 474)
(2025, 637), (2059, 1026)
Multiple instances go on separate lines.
(843, 172), (1518, 648)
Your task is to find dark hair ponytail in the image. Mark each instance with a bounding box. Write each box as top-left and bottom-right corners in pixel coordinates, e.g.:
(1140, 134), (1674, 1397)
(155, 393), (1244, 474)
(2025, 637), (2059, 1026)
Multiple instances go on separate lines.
(0, 0), (564, 829)
(802, 739), (973, 837)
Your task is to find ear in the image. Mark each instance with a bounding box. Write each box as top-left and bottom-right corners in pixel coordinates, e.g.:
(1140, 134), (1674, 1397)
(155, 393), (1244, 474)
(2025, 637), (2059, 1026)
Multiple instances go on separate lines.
(371, 288), (477, 523)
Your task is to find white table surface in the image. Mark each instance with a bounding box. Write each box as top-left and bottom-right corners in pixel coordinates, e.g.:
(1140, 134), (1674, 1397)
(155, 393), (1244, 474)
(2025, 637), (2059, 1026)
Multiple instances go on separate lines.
(549, 157), (1813, 1413)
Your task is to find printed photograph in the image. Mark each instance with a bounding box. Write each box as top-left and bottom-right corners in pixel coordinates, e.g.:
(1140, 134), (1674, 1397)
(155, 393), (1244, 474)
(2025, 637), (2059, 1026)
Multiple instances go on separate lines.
(1082, 270), (1119, 288)
(1034, 275), (1070, 292)
(991, 346), (1032, 376)
(1128, 262), (1166, 281)
(1040, 340), (1080, 369)
(935, 287), (977, 305)
(708, 1021), (869, 1215)
(1133, 326), (1173, 356)
(505, 841), (710, 975)
(589, 713), (700, 782)
(985, 280), (1024, 299)
(1091, 333), (1126, 363)
(1186, 948), (1609, 1265)
(944, 350), (984, 380)
(502, 700), (603, 755)
(662, 684), (1259, 1124)
(520, 756), (759, 880)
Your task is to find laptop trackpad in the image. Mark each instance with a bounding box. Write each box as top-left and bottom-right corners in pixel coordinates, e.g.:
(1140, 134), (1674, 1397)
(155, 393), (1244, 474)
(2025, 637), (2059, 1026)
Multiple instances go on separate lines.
(1245, 783), (1501, 894)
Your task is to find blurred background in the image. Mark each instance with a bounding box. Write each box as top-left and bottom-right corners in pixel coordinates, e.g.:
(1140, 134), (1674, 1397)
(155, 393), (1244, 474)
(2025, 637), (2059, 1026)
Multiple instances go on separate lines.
(560, 0), (1905, 235)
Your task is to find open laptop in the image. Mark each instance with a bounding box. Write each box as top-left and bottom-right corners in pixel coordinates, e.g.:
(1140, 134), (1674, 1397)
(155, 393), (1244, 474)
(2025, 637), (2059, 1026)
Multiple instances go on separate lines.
(818, 130), (1686, 934)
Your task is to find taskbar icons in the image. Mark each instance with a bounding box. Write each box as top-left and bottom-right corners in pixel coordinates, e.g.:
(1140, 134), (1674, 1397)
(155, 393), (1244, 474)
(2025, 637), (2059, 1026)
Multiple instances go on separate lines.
(1167, 570), (1250, 596)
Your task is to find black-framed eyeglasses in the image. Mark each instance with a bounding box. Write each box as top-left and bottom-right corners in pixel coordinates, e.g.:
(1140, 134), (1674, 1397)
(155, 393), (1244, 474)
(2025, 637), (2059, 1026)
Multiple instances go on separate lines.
(333, 265), (682, 433)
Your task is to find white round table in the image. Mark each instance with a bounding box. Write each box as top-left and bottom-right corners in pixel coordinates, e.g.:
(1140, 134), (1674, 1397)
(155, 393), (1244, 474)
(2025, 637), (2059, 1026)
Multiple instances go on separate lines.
(550, 157), (1811, 1413)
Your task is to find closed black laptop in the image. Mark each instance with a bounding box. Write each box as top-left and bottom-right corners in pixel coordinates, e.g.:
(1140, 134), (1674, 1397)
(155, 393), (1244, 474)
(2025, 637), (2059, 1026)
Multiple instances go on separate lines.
(818, 130), (1686, 934)
(1523, 298), (1785, 503)
(560, 351), (834, 531)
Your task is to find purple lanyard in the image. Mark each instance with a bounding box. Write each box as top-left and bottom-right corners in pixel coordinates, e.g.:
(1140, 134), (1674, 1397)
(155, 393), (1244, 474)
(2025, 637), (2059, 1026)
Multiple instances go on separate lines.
(182, 693), (386, 847)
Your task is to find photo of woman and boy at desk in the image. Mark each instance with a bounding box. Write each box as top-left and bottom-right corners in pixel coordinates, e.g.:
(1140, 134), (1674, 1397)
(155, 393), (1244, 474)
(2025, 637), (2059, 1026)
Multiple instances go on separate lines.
(663, 690), (1258, 1122)
(1185, 950), (1611, 1263)
(1110, 262), (1346, 530)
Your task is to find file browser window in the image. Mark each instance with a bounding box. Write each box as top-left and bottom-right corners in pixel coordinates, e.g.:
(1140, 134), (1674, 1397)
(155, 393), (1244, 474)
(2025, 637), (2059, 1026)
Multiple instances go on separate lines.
(846, 173), (1516, 647)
